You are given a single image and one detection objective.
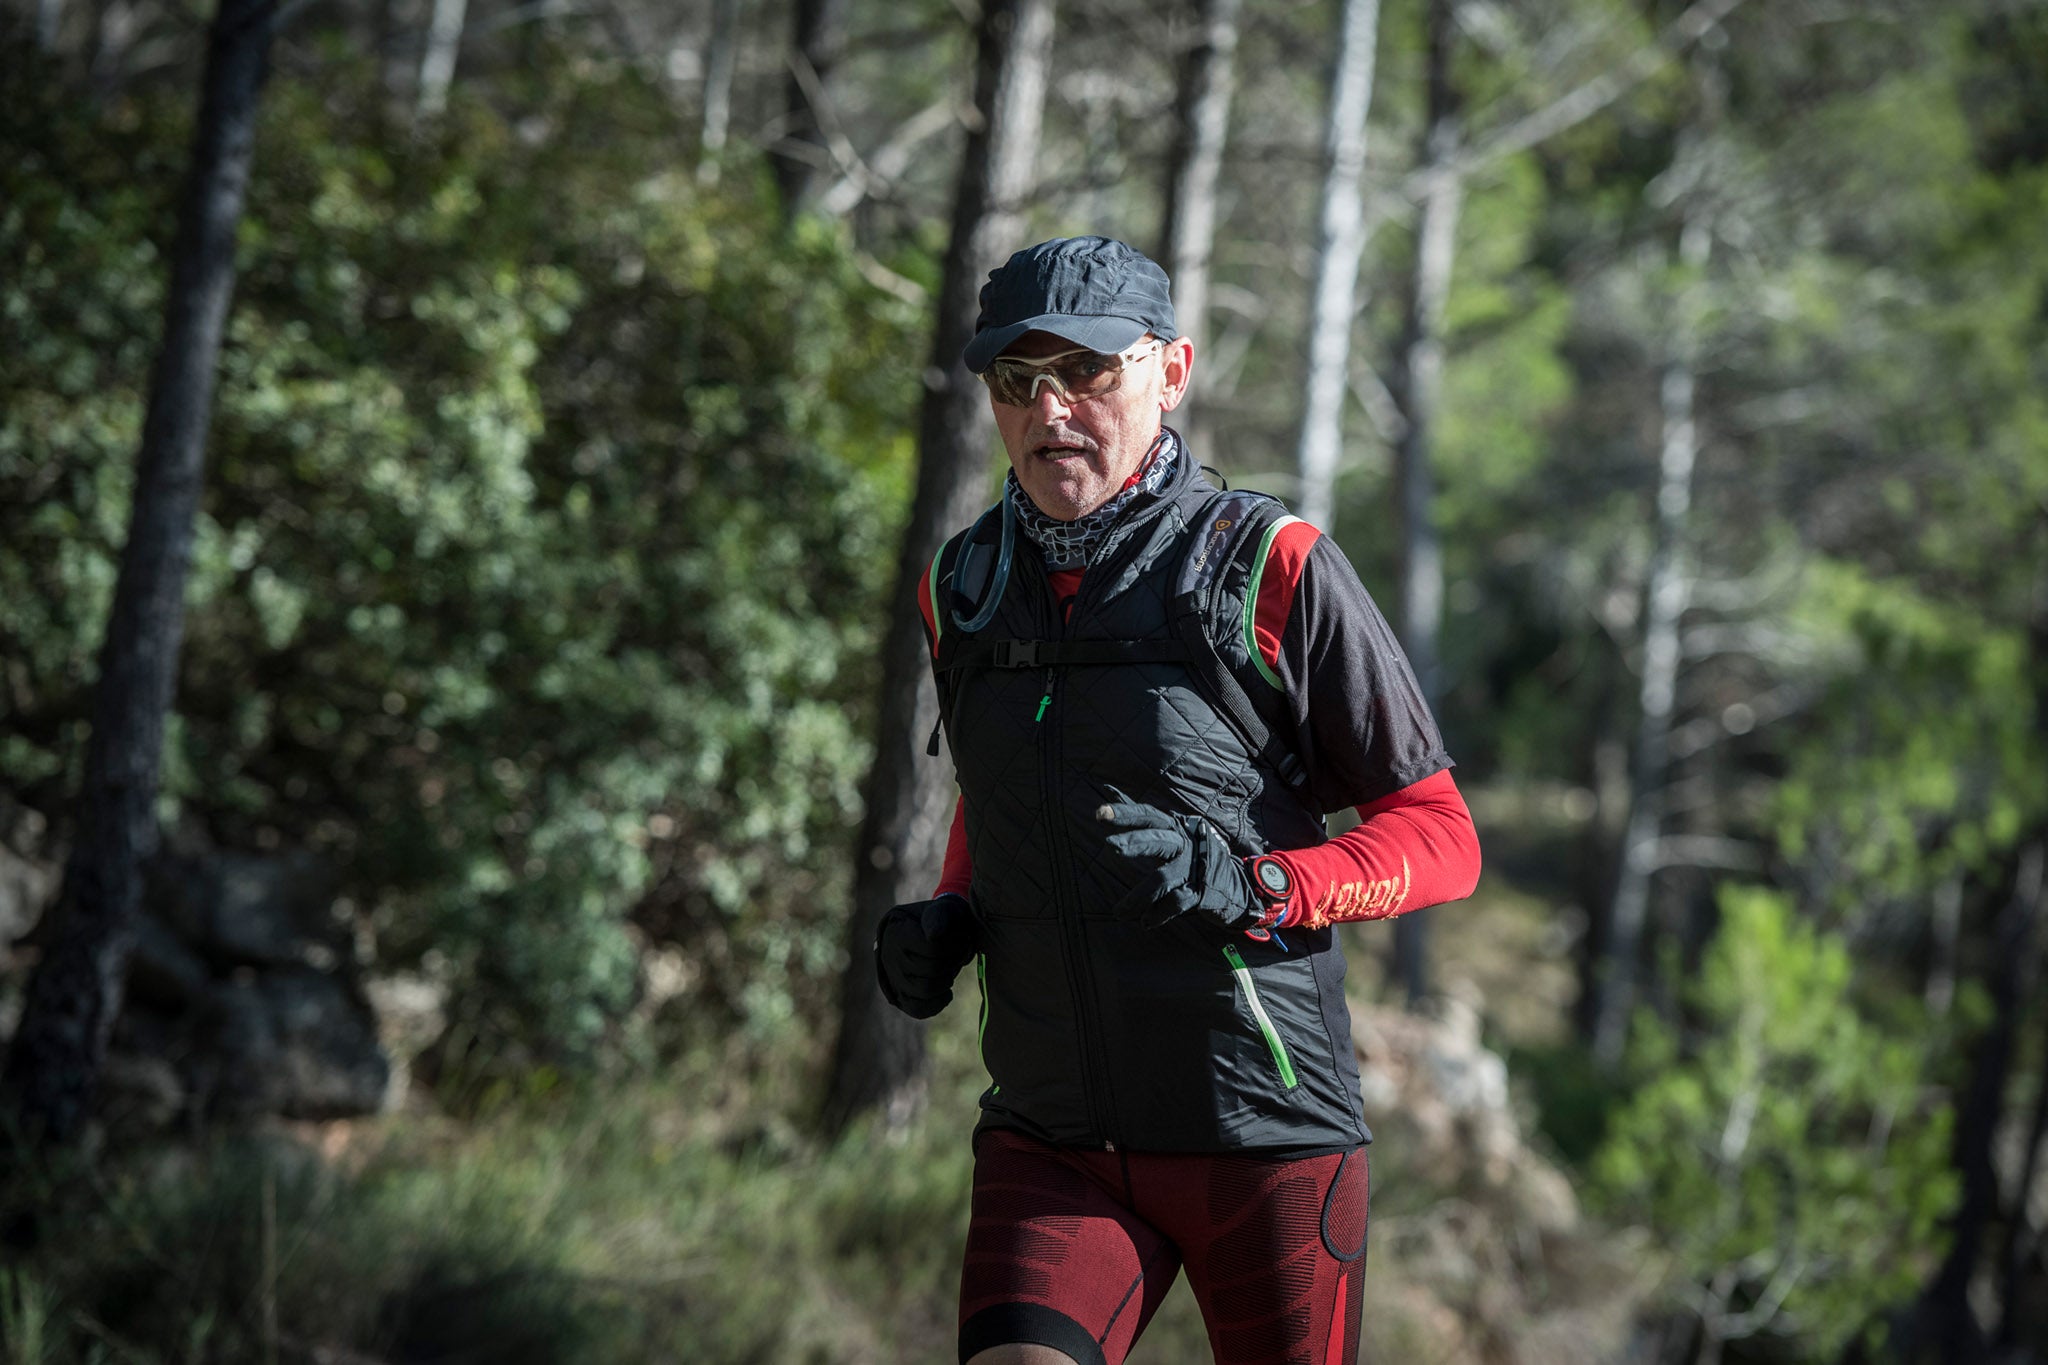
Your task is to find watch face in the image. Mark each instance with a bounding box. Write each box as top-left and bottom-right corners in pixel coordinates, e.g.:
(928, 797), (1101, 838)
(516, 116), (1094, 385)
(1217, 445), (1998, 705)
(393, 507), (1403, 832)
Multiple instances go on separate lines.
(1255, 857), (1292, 900)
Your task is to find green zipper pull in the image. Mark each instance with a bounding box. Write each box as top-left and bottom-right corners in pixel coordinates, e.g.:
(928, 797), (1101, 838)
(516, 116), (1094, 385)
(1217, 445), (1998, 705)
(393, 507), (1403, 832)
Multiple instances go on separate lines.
(1034, 666), (1055, 722)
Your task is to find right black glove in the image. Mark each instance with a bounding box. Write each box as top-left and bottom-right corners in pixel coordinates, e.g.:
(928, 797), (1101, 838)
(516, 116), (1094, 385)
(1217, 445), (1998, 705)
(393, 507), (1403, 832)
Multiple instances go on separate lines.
(1096, 789), (1263, 931)
(875, 893), (979, 1019)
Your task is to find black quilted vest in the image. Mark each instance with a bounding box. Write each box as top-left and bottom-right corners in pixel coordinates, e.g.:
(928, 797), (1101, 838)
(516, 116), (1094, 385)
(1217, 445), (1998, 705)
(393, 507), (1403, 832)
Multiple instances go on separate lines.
(930, 454), (1370, 1153)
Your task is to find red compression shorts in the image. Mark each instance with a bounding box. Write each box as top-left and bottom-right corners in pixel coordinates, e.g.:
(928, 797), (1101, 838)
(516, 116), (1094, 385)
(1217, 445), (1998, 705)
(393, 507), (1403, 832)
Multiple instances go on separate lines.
(959, 1130), (1369, 1365)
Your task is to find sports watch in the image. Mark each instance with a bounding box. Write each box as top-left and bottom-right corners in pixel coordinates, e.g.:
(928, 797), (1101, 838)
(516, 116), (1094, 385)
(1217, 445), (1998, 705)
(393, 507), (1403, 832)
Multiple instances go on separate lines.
(1246, 854), (1294, 931)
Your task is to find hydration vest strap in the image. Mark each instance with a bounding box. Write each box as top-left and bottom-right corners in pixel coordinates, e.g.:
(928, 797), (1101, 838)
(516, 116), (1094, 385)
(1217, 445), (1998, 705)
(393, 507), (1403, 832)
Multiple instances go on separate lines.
(942, 638), (1193, 671)
(1172, 492), (1311, 791)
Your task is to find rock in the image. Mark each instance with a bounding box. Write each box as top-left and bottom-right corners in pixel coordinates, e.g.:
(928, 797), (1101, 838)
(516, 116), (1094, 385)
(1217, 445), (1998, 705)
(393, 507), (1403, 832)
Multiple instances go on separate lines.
(1349, 993), (1650, 1363)
(199, 969), (390, 1120)
(98, 1051), (187, 1130)
(1509, 1151), (1582, 1233)
(0, 809), (392, 1129)
(128, 912), (213, 1009)
(0, 837), (58, 951)
(149, 846), (350, 970)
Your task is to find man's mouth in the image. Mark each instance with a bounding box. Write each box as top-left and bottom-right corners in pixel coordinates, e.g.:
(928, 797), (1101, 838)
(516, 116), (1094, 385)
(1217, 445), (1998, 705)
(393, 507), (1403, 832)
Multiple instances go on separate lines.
(1033, 438), (1093, 460)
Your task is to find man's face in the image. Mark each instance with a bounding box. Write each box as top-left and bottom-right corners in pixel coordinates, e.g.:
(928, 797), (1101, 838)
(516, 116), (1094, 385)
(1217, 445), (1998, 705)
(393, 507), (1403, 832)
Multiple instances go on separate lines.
(989, 330), (1194, 522)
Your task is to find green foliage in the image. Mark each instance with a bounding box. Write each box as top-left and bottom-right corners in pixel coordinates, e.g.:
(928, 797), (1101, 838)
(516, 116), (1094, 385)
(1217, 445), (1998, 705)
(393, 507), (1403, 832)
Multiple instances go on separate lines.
(1592, 886), (1959, 1358)
(1510, 1039), (1628, 1167)
(1775, 559), (2043, 920)
(0, 59), (925, 1063)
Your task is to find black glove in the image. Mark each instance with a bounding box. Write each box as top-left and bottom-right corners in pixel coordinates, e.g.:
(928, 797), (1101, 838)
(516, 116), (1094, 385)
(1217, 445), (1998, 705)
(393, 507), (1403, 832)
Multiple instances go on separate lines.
(875, 893), (979, 1019)
(1095, 790), (1262, 931)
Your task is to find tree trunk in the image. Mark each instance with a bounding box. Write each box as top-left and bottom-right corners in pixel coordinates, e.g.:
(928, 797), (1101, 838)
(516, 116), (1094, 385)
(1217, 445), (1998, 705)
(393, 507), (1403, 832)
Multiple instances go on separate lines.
(1997, 566), (2048, 1349)
(1293, 0), (1383, 531)
(696, 0), (741, 185)
(376, 0), (410, 102)
(1916, 841), (2045, 1363)
(1592, 209), (1709, 1067)
(0, 0), (277, 1149)
(415, 0), (467, 120)
(37, 0), (63, 52)
(1387, 0), (1460, 1011)
(821, 0), (1055, 1136)
(772, 0), (850, 217)
(1574, 723), (1630, 1039)
(1999, 984), (2048, 1349)
(1156, 0), (1240, 449)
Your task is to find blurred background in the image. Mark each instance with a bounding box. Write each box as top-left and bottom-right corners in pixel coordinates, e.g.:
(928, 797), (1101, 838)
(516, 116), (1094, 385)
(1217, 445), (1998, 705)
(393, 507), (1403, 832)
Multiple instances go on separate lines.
(0, 0), (2043, 1360)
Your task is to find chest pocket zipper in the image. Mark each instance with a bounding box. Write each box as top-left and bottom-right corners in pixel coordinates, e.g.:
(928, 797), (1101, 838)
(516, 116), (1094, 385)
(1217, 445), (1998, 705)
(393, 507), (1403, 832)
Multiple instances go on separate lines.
(1222, 944), (1299, 1091)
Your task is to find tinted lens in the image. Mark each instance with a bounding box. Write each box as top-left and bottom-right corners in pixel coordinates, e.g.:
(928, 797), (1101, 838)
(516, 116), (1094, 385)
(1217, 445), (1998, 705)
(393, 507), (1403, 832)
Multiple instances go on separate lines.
(982, 352), (1126, 407)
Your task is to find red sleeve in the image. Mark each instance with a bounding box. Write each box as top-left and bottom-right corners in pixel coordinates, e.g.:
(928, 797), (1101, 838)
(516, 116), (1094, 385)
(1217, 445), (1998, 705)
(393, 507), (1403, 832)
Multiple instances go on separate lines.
(917, 550), (942, 658)
(1260, 769), (1479, 930)
(933, 795), (972, 900)
(1250, 518), (1321, 674)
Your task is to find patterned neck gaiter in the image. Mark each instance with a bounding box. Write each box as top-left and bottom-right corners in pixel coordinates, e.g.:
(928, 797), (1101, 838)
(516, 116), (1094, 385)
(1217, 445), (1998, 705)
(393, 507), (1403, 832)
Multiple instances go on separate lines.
(1007, 428), (1182, 571)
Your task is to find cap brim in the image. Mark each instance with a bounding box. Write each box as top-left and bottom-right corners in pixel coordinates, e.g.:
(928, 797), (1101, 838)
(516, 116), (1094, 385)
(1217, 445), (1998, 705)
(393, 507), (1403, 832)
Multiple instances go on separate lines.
(962, 314), (1153, 373)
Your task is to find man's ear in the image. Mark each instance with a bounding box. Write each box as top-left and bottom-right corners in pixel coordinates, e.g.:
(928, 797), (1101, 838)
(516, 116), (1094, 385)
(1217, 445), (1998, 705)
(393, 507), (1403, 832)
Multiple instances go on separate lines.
(1158, 336), (1195, 413)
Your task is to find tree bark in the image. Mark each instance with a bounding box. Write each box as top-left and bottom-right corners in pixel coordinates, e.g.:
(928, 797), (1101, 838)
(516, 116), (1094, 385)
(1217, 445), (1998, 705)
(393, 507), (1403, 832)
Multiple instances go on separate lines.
(1996, 563), (2048, 1349)
(1999, 981), (2048, 1349)
(695, 0), (741, 185)
(37, 0), (63, 52)
(1156, 0), (1240, 449)
(0, 0), (278, 1149)
(1592, 209), (1710, 1067)
(773, 0), (850, 217)
(821, 0), (1055, 1136)
(1388, 0), (1460, 1011)
(415, 0), (468, 120)
(1293, 0), (1383, 532)
(376, 0), (410, 102)
(1916, 841), (2045, 1363)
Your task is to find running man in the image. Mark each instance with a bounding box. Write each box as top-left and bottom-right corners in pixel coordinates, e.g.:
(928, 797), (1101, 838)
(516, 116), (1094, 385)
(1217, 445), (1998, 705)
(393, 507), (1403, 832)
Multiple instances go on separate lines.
(876, 236), (1482, 1365)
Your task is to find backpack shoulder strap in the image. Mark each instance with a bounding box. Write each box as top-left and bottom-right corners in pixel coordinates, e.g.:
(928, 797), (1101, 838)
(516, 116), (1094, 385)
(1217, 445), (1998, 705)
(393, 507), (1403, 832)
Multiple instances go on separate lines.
(924, 514), (991, 757)
(1172, 490), (1309, 791)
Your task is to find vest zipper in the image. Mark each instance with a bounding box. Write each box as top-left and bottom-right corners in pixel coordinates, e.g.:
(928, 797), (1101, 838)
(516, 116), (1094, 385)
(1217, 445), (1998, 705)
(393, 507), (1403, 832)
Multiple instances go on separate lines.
(1036, 565), (1119, 1148)
(1223, 943), (1299, 1090)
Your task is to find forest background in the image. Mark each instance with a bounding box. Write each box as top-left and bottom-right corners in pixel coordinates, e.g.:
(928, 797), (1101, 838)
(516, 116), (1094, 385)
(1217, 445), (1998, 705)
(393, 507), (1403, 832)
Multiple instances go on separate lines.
(1, 0), (2044, 1360)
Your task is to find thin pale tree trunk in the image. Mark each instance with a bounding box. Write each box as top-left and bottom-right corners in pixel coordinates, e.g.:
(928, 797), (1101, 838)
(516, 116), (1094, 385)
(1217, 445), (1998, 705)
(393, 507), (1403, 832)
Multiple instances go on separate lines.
(415, 0), (467, 120)
(1294, 0), (1382, 531)
(1, 0), (278, 1148)
(1389, 0), (1460, 1010)
(696, 0), (741, 184)
(1593, 210), (1710, 1067)
(1157, 0), (1241, 447)
(821, 0), (1055, 1136)
(37, 0), (63, 51)
(773, 0), (850, 217)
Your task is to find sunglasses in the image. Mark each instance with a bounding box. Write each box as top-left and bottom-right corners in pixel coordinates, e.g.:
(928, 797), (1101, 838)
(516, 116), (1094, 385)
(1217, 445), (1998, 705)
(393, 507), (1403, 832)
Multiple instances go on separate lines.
(981, 338), (1164, 408)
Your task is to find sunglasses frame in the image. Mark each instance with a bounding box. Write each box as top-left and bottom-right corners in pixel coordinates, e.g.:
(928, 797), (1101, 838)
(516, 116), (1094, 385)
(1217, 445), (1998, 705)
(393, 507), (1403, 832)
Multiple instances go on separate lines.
(981, 337), (1165, 408)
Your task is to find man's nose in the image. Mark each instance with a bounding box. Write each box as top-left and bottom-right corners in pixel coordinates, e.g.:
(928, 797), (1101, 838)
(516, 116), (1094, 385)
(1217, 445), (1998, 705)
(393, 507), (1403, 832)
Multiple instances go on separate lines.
(1030, 376), (1074, 420)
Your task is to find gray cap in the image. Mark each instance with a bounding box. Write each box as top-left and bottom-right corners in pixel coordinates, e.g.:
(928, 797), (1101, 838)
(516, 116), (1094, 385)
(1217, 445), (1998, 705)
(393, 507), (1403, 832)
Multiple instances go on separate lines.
(962, 236), (1177, 374)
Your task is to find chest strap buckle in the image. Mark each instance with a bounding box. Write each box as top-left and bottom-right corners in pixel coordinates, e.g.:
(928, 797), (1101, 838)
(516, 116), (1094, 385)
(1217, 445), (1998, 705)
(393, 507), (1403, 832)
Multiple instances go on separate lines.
(991, 639), (1043, 668)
